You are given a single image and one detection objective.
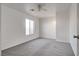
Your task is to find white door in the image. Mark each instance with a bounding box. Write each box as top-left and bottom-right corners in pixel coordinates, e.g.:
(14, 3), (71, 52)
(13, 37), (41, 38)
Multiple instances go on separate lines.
(0, 4), (1, 56)
(77, 3), (79, 56)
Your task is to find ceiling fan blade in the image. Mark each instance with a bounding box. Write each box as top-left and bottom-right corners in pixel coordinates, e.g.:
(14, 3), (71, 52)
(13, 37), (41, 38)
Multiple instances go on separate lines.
(38, 4), (47, 11)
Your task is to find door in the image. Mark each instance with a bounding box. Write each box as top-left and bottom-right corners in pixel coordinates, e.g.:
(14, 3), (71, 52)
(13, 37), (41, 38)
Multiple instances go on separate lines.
(77, 3), (79, 56)
(0, 4), (1, 55)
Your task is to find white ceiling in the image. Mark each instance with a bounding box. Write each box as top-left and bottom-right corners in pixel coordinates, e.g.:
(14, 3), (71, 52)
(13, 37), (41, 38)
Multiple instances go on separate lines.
(3, 3), (71, 18)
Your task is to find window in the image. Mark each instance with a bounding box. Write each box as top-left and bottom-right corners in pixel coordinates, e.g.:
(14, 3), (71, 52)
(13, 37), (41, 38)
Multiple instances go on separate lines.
(25, 18), (34, 35)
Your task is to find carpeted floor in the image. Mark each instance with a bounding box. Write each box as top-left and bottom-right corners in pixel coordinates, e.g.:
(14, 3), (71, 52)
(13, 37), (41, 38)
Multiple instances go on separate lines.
(2, 38), (75, 56)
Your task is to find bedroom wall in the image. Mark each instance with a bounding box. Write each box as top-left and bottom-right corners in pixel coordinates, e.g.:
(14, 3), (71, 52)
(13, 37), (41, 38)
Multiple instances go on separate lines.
(39, 11), (69, 43)
(1, 5), (39, 50)
(69, 3), (77, 55)
(39, 17), (56, 39)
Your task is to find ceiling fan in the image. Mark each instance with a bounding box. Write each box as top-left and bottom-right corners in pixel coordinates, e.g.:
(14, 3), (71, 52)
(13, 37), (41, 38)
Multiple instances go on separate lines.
(30, 4), (46, 12)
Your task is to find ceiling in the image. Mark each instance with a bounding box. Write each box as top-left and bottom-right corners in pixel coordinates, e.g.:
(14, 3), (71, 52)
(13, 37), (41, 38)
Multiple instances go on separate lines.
(3, 3), (71, 18)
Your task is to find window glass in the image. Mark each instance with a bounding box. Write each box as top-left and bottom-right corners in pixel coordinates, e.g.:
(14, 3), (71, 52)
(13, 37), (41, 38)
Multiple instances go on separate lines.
(25, 19), (30, 35)
(25, 19), (34, 35)
(29, 20), (34, 34)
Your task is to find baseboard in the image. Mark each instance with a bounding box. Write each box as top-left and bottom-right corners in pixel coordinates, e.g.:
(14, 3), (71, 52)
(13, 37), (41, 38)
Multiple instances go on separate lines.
(2, 37), (39, 51)
(38, 37), (56, 40)
(56, 39), (69, 43)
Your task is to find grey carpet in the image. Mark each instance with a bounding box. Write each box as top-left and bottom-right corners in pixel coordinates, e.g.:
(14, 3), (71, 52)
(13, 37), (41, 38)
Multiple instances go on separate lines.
(2, 39), (75, 56)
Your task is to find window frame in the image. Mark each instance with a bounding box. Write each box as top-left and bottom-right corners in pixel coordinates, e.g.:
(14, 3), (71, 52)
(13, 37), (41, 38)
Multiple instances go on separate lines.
(25, 18), (35, 36)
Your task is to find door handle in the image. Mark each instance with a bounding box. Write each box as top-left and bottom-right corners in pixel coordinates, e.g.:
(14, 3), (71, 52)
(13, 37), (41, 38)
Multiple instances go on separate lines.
(74, 35), (79, 39)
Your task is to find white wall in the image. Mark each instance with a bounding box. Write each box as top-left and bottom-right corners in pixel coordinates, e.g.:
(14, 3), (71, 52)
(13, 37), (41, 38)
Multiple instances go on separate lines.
(39, 17), (56, 39)
(1, 5), (39, 50)
(56, 11), (69, 43)
(69, 4), (77, 55)
(39, 10), (69, 43)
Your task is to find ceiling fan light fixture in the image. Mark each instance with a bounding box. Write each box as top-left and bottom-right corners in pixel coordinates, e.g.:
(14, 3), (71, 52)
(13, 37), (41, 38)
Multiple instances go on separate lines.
(30, 9), (35, 11)
(30, 4), (47, 12)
